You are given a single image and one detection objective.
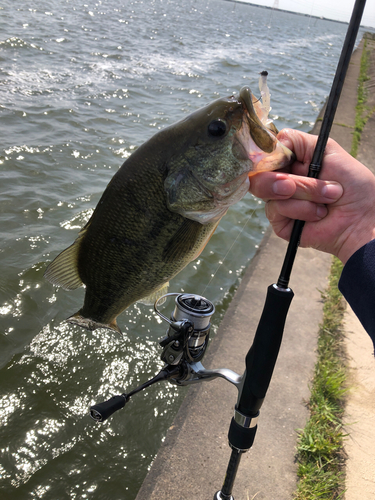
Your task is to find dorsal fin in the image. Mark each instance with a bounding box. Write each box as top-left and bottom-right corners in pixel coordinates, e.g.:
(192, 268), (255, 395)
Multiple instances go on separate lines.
(44, 227), (88, 290)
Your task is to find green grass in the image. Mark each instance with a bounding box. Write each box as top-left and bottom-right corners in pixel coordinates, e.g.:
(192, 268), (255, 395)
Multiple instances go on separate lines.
(294, 33), (374, 499)
(294, 258), (347, 499)
(350, 35), (373, 158)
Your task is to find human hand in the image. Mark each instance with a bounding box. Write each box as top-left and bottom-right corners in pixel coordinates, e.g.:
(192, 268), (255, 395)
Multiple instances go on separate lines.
(249, 128), (375, 264)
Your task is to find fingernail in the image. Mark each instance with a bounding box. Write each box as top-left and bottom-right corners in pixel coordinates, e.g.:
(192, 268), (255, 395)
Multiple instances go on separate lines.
(272, 179), (294, 196)
(316, 204), (328, 218)
(321, 182), (343, 200)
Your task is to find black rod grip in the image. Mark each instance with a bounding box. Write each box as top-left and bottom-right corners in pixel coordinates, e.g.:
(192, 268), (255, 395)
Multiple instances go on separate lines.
(237, 284), (294, 416)
(90, 395), (126, 422)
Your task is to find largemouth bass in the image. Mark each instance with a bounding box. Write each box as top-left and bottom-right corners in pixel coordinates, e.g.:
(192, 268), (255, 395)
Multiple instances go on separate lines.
(45, 82), (294, 334)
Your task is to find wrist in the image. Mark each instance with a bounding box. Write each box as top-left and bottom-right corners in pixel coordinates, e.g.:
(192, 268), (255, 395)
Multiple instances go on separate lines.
(338, 227), (375, 264)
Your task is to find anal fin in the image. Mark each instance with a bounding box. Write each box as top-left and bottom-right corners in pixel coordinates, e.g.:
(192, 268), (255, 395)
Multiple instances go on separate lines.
(67, 311), (123, 335)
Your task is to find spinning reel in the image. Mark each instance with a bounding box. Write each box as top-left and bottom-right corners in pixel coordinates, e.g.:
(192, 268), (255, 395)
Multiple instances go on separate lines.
(90, 292), (242, 423)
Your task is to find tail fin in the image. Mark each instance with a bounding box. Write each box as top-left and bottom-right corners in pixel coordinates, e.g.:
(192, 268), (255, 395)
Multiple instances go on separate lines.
(67, 312), (122, 335)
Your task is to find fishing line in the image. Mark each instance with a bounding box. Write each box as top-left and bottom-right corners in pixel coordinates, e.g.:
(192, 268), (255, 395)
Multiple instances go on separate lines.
(200, 203), (258, 298)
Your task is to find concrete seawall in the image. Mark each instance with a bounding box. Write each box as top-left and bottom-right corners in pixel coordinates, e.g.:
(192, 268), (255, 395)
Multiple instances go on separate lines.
(135, 35), (375, 500)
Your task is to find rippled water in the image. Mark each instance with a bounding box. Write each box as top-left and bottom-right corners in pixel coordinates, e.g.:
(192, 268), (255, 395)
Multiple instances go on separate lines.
(0, 0), (369, 497)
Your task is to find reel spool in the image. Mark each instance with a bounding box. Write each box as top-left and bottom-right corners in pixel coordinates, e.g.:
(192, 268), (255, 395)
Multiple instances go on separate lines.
(155, 293), (215, 364)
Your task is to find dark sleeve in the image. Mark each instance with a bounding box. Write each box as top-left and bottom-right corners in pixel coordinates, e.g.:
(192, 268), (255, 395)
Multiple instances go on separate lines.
(338, 239), (375, 351)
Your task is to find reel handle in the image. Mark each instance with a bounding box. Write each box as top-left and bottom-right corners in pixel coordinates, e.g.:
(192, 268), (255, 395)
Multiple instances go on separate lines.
(90, 395), (127, 422)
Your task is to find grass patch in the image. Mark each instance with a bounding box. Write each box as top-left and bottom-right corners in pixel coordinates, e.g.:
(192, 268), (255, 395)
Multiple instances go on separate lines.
(294, 258), (347, 499)
(350, 35), (373, 158)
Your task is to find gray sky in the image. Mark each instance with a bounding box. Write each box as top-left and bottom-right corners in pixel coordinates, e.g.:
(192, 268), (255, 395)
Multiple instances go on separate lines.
(241, 0), (375, 28)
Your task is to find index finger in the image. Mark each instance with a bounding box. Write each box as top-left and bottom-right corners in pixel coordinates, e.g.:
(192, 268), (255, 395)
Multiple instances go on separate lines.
(249, 171), (343, 204)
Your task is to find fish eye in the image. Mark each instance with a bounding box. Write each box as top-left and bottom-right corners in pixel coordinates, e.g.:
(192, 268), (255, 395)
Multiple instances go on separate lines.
(207, 119), (227, 137)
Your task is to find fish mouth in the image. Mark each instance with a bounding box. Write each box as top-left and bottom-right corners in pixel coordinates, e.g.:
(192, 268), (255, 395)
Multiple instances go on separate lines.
(165, 83), (295, 225)
(238, 86), (295, 171)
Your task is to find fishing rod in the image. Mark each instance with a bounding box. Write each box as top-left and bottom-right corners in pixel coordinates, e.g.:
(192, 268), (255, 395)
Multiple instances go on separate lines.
(88, 1), (366, 498)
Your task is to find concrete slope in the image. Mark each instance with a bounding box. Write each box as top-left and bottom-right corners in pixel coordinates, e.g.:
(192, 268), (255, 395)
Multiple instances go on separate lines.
(136, 230), (331, 500)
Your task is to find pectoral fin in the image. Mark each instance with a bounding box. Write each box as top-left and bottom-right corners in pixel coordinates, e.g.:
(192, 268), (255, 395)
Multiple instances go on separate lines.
(162, 219), (204, 263)
(192, 220), (219, 260)
(137, 282), (169, 306)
